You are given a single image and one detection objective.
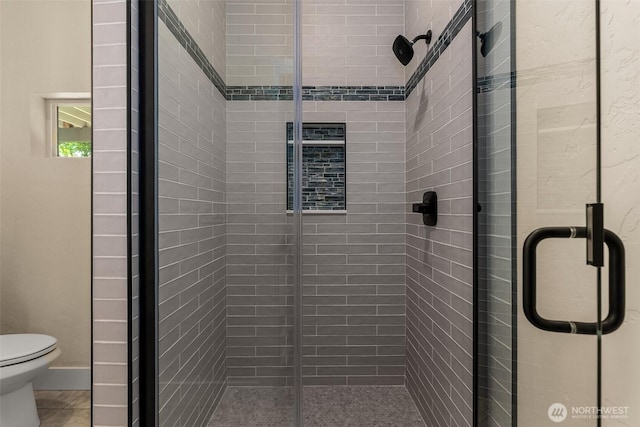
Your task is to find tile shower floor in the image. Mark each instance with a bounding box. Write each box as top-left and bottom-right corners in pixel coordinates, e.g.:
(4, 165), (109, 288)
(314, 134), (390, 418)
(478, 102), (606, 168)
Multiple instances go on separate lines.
(207, 386), (426, 427)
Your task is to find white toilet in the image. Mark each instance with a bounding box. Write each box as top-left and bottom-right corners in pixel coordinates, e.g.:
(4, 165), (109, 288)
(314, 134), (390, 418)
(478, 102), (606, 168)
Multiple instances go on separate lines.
(0, 334), (61, 427)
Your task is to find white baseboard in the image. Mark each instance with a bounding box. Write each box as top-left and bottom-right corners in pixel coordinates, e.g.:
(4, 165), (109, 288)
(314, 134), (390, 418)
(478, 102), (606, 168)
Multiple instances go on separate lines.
(32, 367), (91, 390)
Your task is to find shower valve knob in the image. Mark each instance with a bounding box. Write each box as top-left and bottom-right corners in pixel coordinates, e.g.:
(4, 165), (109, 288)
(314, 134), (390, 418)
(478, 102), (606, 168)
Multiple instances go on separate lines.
(412, 191), (437, 226)
(412, 203), (430, 214)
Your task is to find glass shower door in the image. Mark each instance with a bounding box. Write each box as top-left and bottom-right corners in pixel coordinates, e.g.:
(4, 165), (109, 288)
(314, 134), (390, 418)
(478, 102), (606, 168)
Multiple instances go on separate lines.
(515, 1), (601, 424)
(477, 0), (639, 425)
(154, 0), (300, 425)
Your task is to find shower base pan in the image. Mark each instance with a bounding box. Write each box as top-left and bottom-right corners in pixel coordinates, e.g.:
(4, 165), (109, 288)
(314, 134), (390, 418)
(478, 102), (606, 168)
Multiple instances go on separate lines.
(207, 385), (426, 427)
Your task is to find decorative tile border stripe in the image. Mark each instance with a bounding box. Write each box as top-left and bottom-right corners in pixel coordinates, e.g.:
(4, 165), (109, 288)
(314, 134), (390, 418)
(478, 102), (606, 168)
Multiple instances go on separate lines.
(477, 72), (514, 93)
(286, 122), (347, 141)
(303, 86), (404, 102)
(228, 86), (404, 101)
(226, 85), (291, 101)
(158, 0), (227, 98)
(405, 0), (473, 98)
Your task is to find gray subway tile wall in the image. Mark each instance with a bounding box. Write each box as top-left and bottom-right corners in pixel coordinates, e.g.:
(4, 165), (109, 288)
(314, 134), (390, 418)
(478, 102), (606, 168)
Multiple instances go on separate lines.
(160, 0), (227, 99)
(225, 99), (295, 386)
(166, 0), (226, 85)
(405, 0), (473, 98)
(226, 0), (406, 87)
(300, 101), (406, 386)
(405, 19), (474, 427)
(301, 0), (405, 87)
(92, 0), (130, 425)
(157, 5), (227, 424)
(226, 97), (407, 386)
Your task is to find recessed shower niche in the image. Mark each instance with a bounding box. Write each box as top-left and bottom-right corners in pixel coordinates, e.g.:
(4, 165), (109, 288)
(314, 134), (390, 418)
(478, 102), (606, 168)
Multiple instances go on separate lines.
(287, 123), (347, 212)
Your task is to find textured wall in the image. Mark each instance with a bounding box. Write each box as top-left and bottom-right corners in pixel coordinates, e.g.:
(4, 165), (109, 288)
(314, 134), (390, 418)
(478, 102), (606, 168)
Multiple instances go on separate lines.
(405, 19), (474, 427)
(157, 10), (227, 426)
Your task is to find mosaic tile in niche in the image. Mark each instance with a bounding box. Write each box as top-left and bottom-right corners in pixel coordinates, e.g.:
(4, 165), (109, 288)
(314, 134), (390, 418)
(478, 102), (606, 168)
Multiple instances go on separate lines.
(287, 123), (346, 211)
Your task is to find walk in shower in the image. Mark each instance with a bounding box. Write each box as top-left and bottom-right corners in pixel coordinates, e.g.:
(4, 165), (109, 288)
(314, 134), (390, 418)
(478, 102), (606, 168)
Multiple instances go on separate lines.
(126, 0), (640, 425)
(136, 0), (474, 425)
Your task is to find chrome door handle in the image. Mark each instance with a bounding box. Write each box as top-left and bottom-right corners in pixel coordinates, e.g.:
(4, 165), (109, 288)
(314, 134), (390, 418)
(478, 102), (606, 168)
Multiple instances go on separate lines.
(523, 226), (625, 335)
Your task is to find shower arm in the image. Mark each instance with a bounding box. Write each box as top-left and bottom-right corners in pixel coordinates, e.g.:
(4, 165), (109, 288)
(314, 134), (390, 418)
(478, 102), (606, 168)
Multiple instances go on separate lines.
(411, 30), (432, 45)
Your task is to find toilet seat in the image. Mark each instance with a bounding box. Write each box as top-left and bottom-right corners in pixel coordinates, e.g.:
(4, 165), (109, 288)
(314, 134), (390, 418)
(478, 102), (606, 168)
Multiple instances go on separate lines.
(0, 334), (57, 367)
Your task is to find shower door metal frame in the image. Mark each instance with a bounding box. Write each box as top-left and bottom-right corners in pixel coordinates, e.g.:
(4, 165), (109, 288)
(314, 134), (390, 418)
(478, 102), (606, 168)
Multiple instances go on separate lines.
(473, 0), (612, 424)
(471, 1), (478, 424)
(138, 0), (160, 425)
(472, 0), (519, 425)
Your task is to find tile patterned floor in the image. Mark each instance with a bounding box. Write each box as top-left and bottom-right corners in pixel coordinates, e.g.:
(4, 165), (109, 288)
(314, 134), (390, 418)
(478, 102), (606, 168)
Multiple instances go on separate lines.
(208, 386), (426, 427)
(35, 390), (91, 426)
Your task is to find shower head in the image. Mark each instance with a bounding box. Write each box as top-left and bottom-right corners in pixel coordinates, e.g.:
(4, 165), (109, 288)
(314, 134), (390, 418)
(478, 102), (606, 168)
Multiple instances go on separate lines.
(477, 21), (502, 57)
(393, 30), (432, 66)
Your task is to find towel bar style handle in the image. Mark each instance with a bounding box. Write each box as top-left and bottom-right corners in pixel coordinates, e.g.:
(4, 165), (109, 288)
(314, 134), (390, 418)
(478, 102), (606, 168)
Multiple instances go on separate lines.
(523, 226), (625, 335)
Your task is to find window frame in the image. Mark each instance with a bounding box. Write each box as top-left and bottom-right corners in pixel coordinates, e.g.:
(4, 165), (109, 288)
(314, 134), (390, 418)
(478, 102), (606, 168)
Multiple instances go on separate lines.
(46, 98), (92, 158)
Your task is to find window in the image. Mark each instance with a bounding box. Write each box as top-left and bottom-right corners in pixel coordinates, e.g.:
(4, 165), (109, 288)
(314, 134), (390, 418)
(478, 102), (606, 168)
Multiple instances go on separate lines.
(287, 123), (346, 212)
(47, 100), (92, 157)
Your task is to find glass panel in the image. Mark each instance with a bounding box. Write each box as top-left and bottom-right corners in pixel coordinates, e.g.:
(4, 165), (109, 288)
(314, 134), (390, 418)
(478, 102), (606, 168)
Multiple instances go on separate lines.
(475, 0), (515, 424)
(600, 0), (640, 425)
(516, 0), (598, 424)
(156, 0), (297, 425)
(476, 0), (614, 425)
(300, 0), (410, 423)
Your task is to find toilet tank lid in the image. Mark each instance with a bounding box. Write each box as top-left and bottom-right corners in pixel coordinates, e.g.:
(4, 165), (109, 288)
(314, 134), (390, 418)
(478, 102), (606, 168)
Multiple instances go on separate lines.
(0, 334), (57, 365)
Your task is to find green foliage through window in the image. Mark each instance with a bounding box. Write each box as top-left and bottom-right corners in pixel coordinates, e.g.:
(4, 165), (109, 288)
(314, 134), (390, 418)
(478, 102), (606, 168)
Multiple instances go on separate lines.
(58, 141), (92, 157)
